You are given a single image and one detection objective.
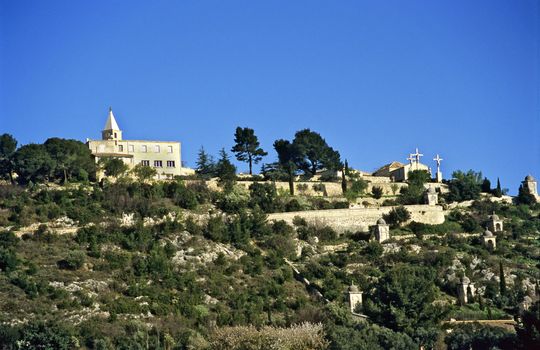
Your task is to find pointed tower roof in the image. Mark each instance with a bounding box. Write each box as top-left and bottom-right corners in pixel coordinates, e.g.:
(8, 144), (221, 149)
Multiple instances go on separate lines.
(103, 107), (120, 131)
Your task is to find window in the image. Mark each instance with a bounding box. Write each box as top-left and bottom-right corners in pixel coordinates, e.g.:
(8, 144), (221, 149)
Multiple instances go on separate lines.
(118, 145), (124, 152)
(128, 145), (134, 152)
(141, 160), (150, 166)
(141, 145), (147, 153)
(167, 146), (173, 153)
(154, 160), (163, 167)
(166, 161), (175, 168)
(154, 145), (160, 153)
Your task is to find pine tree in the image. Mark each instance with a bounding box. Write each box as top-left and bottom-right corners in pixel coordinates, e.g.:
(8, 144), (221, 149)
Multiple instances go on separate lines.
(196, 146), (216, 179)
(231, 127), (267, 175)
(215, 148), (237, 190)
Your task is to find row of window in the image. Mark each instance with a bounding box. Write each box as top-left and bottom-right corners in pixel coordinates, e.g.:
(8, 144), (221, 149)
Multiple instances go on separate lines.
(117, 145), (174, 153)
(140, 160), (176, 168)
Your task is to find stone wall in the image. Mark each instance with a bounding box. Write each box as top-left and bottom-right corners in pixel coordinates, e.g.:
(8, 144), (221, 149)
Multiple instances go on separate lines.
(267, 205), (445, 233)
(202, 179), (408, 197)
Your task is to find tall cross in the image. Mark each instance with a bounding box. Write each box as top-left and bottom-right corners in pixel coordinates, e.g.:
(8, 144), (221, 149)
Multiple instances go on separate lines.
(411, 148), (424, 164)
(433, 154), (443, 172)
(406, 154), (415, 165)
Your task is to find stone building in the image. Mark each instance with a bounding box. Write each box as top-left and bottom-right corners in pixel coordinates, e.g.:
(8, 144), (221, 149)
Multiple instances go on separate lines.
(373, 148), (431, 182)
(424, 187), (438, 206)
(487, 213), (503, 233)
(522, 175), (539, 198)
(87, 108), (193, 179)
(347, 284), (363, 314)
(373, 218), (390, 243)
(482, 229), (496, 250)
(457, 276), (476, 304)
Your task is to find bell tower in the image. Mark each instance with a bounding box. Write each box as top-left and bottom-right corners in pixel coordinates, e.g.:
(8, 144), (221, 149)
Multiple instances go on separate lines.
(102, 107), (122, 141)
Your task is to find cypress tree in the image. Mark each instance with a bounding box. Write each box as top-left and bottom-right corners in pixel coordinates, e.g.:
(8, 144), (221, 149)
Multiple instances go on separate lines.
(341, 160), (348, 194)
(494, 177), (502, 197)
(499, 261), (507, 296)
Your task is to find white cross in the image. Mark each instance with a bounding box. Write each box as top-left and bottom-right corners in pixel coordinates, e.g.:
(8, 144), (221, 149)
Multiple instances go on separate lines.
(411, 148), (424, 163)
(433, 154), (444, 168)
(406, 154), (415, 165)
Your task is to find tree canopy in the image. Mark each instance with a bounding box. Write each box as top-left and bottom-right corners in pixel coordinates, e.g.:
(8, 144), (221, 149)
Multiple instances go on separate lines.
(446, 170), (483, 203)
(364, 264), (447, 346)
(0, 133), (17, 182)
(292, 129), (341, 176)
(231, 127), (267, 175)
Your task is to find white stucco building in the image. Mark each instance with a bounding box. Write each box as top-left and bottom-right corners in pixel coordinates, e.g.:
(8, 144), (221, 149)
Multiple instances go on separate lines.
(87, 108), (194, 179)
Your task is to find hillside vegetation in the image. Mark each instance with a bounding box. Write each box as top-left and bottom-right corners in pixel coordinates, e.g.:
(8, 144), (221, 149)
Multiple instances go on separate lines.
(0, 133), (539, 349)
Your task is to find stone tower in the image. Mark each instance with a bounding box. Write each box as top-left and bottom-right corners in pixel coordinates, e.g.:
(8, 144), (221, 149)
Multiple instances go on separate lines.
(487, 213), (503, 233)
(523, 175), (538, 197)
(373, 218), (390, 243)
(102, 107), (123, 141)
(483, 229), (496, 250)
(348, 284), (363, 313)
(457, 276), (475, 304)
(425, 187), (438, 206)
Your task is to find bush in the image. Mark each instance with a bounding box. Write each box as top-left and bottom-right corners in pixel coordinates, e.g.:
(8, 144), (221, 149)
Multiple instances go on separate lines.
(371, 186), (383, 199)
(58, 250), (86, 270)
(383, 206), (411, 227)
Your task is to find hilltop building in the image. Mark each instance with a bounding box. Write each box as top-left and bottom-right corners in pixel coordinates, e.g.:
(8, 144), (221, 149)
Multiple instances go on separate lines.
(87, 108), (193, 179)
(373, 148), (432, 182)
(522, 175), (539, 201)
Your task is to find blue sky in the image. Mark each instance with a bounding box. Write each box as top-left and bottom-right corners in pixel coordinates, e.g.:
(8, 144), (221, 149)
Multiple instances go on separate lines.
(1, 0), (538, 193)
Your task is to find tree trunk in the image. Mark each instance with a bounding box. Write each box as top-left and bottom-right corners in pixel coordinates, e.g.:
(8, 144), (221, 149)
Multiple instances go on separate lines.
(289, 174), (294, 196)
(248, 154), (252, 175)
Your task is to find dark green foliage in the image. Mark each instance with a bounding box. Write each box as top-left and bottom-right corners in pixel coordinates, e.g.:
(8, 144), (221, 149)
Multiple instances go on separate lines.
(231, 127), (267, 175)
(44, 138), (95, 183)
(260, 162), (289, 181)
(292, 129), (341, 176)
(0, 133), (17, 183)
(249, 182), (279, 213)
(494, 177), (503, 197)
(499, 261), (507, 296)
(0, 247), (18, 272)
(515, 302), (540, 349)
(383, 206), (411, 227)
(398, 170), (430, 205)
(481, 177), (491, 193)
(100, 157), (128, 178)
(6, 321), (75, 350)
(131, 164), (157, 182)
(345, 179), (368, 202)
(327, 322), (418, 350)
(215, 148), (237, 190)
(517, 184), (537, 205)
(12, 144), (56, 185)
(445, 323), (515, 350)
(195, 146), (216, 179)
(164, 180), (199, 209)
(446, 170), (483, 203)
(364, 264), (447, 346)
(58, 250), (86, 270)
(274, 139), (302, 195)
(363, 241), (383, 260)
(371, 186), (383, 199)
